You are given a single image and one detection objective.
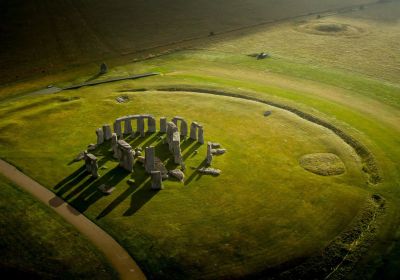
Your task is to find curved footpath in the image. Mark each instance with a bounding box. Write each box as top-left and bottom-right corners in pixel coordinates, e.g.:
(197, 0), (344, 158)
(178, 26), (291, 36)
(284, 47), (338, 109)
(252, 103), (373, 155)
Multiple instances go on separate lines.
(0, 159), (146, 280)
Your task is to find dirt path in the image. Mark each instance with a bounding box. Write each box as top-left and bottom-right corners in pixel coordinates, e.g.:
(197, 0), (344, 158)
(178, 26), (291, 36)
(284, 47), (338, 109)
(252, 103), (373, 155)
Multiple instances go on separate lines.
(0, 159), (146, 280)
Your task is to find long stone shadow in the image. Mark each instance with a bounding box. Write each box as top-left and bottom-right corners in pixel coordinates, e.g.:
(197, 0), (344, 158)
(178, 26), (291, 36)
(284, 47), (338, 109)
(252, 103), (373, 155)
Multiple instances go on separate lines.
(54, 131), (204, 217)
(70, 166), (130, 212)
(185, 159), (208, 186)
(54, 165), (86, 190)
(96, 162), (153, 219)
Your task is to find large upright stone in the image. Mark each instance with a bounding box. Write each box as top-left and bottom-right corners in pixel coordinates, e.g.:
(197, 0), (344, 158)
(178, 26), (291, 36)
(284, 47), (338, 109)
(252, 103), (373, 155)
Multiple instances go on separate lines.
(150, 171), (164, 190)
(111, 133), (119, 159)
(96, 128), (104, 145)
(117, 140), (134, 172)
(160, 117), (167, 133)
(103, 124), (112, 140)
(124, 118), (133, 135)
(84, 153), (99, 178)
(172, 116), (188, 137)
(166, 122), (178, 150)
(148, 116), (156, 133)
(113, 121), (122, 137)
(190, 122), (198, 140)
(137, 117), (145, 137)
(206, 142), (213, 166)
(172, 131), (182, 164)
(198, 126), (204, 144)
(180, 121), (188, 137)
(145, 146), (155, 173)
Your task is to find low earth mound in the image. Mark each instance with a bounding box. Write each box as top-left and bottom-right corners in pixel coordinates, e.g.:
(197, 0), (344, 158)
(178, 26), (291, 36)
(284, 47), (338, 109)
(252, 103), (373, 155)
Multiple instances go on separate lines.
(295, 21), (365, 37)
(300, 153), (346, 176)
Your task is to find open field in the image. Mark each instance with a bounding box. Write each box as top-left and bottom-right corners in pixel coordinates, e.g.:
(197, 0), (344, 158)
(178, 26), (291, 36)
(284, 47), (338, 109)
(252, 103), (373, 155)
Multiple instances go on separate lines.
(0, 175), (117, 279)
(0, 0), (374, 85)
(0, 1), (399, 279)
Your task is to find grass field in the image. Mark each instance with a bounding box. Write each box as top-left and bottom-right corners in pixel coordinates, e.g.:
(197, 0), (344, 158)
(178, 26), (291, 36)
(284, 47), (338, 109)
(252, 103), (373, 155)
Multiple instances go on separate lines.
(0, 0), (374, 85)
(0, 175), (117, 279)
(1, 1), (399, 279)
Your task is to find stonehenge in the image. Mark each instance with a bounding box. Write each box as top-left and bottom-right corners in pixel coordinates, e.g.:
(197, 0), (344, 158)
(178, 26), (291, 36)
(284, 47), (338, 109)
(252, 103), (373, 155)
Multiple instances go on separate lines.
(117, 140), (134, 172)
(151, 171), (164, 190)
(172, 116), (188, 137)
(88, 114), (221, 189)
(114, 114), (159, 138)
(166, 122), (183, 165)
(169, 169), (185, 182)
(111, 133), (118, 158)
(103, 124), (112, 140)
(96, 128), (104, 145)
(207, 142), (213, 166)
(198, 167), (221, 176)
(145, 146), (155, 173)
(160, 117), (167, 133)
(190, 122), (204, 144)
(84, 152), (99, 178)
(206, 141), (226, 166)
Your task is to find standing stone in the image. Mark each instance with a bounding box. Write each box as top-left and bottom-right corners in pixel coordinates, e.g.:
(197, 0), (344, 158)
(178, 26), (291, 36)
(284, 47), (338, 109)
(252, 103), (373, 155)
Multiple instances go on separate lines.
(84, 153), (99, 178)
(180, 121), (188, 137)
(172, 132), (182, 164)
(113, 121), (122, 137)
(111, 133), (119, 159)
(190, 122), (198, 140)
(206, 142), (213, 166)
(145, 146), (155, 173)
(150, 171), (164, 190)
(160, 117), (167, 133)
(198, 126), (204, 144)
(166, 122), (178, 151)
(117, 140), (134, 172)
(96, 128), (104, 145)
(103, 124), (112, 140)
(172, 117), (188, 137)
(137, 117), (145, 137)
(100, 63), (108, 74)
(148, 116), (156, 133)
(124, 118), (133, 135)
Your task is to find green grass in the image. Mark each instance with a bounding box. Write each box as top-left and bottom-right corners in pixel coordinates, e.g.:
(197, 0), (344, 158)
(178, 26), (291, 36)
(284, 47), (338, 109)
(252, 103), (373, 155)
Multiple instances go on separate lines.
(0, 88), (371, 278)
(0, 175), (117, 279)
(0, 2), (399, 278)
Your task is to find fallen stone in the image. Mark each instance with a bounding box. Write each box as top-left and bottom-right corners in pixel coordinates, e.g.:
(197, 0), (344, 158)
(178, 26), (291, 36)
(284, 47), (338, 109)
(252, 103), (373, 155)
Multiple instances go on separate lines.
(87, 144), (97, 151)
(198, 168), (221, 176)
(136, 156), (145, 164)
(74, 151), (85, 162)
(169, 169), (185, 182)
(264, 111), (272, 117)
(212, 149), (226, 155)
(98, 184), (115, 195)
(155, 157), (168, 179)
(210, 143), (221, 148)
(116, 96), (129, 103)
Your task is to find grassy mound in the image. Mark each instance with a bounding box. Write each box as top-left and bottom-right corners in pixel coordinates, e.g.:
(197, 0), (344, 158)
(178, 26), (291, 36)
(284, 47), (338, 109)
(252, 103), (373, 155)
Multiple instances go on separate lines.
(315, 23), (347, 33)
(300, 153), (345, 176)
(295, 21), (365, 37)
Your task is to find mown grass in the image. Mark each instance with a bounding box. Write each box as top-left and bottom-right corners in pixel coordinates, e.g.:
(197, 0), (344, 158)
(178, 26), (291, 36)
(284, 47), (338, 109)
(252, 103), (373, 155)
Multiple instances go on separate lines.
(0, 3), (399, 278)
(0, 175), (117, 279)
(0, 88), (370, 279)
